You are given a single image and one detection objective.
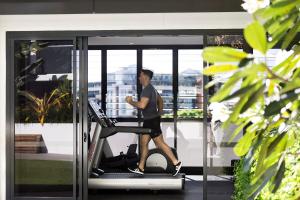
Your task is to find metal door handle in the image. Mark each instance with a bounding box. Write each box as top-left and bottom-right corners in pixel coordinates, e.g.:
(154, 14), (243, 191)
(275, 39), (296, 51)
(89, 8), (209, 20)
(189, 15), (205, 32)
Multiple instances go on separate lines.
(83, 132), (87, 142)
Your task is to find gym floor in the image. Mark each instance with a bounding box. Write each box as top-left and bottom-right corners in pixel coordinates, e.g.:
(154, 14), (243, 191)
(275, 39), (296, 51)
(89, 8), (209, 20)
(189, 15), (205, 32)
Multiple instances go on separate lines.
(89, 176), (234, 200)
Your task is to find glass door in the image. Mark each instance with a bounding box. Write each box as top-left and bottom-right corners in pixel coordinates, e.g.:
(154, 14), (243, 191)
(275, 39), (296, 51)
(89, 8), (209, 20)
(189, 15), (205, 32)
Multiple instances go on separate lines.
(177, 49), (204, 168)
(7, 36), (88, 200)
(204, 34), (246, 200)
(77, 36), (89, 200)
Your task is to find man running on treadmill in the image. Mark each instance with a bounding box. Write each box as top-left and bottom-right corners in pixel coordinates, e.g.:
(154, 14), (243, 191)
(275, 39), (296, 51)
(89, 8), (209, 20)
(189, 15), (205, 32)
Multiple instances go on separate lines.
(125, 69), (182, 176)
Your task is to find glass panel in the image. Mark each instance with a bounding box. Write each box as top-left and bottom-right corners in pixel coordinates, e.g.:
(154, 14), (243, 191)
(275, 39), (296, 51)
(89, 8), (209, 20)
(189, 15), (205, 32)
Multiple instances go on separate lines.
(88, 50), (102, 103)
(206, 35), (245, 199)
(253, 49), (291, 68)
(107, 50), (137, 118)
(14, 40), (75, 197)
(142, 50), (173, 118)
(177, 49), (204, 167)
(178, 49), (203, 118)
(177, 121), (203, 166)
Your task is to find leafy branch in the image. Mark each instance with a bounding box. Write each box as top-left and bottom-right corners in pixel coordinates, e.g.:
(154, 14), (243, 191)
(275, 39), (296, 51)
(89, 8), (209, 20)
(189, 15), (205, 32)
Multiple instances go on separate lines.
(202, 0), (300, 199)
(19, 89), (70, 126)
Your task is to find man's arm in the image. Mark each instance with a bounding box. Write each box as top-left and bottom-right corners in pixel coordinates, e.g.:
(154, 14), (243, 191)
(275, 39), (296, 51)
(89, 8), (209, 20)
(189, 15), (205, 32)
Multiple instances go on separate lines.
(157, 93), (163, 113)
(126, 96), (149, 109)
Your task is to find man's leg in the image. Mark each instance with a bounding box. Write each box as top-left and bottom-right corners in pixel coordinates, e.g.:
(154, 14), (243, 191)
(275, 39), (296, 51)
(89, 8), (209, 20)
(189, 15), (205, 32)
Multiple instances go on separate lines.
(138, 134), (151, 171)
(152, 134), (179, 165)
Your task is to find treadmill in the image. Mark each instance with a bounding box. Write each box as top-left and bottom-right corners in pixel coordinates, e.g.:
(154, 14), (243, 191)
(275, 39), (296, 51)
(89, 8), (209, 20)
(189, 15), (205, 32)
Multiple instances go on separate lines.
(88, 100), (185, 190)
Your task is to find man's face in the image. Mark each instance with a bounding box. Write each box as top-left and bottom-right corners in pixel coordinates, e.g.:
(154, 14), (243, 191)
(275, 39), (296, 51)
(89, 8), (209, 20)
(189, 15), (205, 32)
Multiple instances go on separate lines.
(139, 72), (148, 84)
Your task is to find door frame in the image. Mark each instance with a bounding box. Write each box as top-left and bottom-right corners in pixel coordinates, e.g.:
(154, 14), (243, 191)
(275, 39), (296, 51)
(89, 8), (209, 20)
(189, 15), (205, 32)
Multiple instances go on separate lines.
(5, 33), (89, 200)
(6, 29), (243, 200)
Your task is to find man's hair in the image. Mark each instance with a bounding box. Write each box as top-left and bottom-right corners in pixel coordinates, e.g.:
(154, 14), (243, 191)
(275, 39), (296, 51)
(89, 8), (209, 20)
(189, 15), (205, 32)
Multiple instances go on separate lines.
(141, 69), (154, 80)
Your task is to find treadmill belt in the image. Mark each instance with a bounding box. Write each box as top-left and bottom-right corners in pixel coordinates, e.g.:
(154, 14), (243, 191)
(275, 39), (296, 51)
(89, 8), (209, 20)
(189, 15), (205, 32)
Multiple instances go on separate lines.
(98, 173), (181, 179)
(89, 173), (185, 190)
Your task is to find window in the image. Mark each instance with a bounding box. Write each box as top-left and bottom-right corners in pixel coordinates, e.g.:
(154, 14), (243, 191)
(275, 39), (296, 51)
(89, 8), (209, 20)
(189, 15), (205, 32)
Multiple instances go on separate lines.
(142, 50), (173, 117)
(253, 49), (291, 68)
(178, 49), (203, 119)
(107, 50), (137, 118)
(176, 49), (204, 166)
(88, 50), (102, 104)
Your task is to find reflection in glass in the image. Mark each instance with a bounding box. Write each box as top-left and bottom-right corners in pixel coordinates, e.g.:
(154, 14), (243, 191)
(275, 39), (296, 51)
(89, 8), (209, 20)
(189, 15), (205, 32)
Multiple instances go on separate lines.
(14, 40), (74, 197)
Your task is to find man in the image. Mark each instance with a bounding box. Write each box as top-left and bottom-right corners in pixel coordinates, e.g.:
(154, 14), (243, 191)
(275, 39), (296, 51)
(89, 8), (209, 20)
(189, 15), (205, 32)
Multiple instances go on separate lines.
(125, 69), (182, 176)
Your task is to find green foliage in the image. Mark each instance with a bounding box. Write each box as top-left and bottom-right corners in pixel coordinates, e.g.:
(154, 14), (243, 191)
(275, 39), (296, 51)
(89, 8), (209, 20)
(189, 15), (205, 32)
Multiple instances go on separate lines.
(234, 131), (256, 156)
(177, 109), (203, 118)
(19, 88), (70, 125)
(256, 141), (300, 200)
(244, 21), (267, 54)
(163, 109), (203, 119)
(16, 78), (73, 124)
(202, 46), (248, 63)
(15, 41), (73, 125)
(234, 141), (300, 200)
(232, 157), (251, 200)
(15, 159), (73, 185)
(255, 0), (300, 50)
(202, 0), (300, 199)
(203, 64), (238, 75)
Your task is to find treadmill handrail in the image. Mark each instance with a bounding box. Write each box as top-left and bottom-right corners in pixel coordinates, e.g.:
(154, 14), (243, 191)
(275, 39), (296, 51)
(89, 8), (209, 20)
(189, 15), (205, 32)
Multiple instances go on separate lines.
(100, 126), (152, 138)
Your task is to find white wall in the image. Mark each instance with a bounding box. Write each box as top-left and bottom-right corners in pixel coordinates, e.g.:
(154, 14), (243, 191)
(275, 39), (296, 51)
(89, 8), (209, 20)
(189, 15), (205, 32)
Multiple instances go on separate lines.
(0, 12), (251, 200)
(15, 123), (74, 155)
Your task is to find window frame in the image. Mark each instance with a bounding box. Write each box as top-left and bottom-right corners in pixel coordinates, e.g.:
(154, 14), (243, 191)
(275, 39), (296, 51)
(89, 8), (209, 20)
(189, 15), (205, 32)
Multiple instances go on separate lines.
(88, 45), (204, 123)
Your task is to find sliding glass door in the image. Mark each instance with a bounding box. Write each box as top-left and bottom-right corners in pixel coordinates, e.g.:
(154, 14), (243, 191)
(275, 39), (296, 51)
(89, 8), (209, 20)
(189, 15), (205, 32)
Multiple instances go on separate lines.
(6, 31), (246, 200)
(6, 35), (88, 200)
(204, 34), (247, 200)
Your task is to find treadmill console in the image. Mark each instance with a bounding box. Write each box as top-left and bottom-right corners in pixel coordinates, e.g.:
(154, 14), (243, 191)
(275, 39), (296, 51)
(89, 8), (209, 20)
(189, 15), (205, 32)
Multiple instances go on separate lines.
(88, 100), (115, 128)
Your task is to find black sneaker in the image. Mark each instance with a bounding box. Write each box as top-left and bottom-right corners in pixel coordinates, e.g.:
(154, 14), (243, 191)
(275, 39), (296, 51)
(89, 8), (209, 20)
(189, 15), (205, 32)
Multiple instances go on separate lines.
(128, 167), (144, 175)
(173, 161), (182, 176)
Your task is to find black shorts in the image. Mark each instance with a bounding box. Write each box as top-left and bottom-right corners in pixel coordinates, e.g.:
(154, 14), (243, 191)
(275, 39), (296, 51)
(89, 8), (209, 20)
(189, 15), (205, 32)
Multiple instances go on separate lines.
(143, 116), (162, 138)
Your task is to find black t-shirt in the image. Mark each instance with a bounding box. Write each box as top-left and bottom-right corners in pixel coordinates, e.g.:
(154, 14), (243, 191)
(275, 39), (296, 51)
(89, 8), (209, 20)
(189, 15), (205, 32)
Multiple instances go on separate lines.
(141, 84), (160, 119)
